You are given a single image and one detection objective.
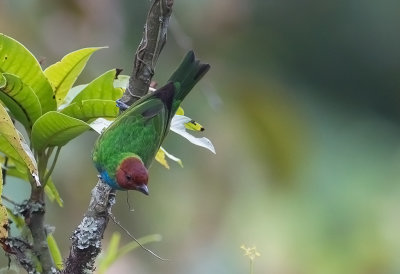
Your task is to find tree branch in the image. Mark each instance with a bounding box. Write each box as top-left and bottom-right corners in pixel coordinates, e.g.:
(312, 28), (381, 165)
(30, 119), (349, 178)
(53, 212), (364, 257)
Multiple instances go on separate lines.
(120, 0), (173, 105)
(23, 187), (54, 273)
(63, 181), (114, 273)
(63, 0), (174, 272)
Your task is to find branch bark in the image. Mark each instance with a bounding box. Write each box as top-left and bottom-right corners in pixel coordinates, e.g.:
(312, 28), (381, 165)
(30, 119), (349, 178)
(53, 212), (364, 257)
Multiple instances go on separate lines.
(24, 187), (54, 273)
(63, 181), (114, 273)
(63, 0), (174, 272)
(120, 0), (173, 105)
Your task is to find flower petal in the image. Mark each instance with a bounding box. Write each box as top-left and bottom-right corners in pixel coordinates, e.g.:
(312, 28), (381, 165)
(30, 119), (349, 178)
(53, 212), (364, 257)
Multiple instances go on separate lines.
(155, 148), (170, 169)
(155, 147), (183, 169)
(162, 147), (183, 168)
(170, 115), (215, 154)
(90, 118), (113, 134)
(176, 106), (184, 115)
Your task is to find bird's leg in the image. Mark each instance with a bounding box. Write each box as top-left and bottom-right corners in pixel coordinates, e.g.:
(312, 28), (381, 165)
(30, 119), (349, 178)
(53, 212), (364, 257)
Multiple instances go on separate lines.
(116, 99), (130, 111)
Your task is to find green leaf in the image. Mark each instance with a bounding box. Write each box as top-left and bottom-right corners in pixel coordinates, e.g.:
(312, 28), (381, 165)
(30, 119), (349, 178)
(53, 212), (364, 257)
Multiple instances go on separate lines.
(61, 99), (119, 122)
(97, 232), (120, 274)
(44, 176), (63, 207)
(70, 69), (123, 104)
(97, 233), (162, 274)
(0, 155), (26, 178)
(44, 47), (104, 106)
(0, 135), (26, 167)
(0, 73), (42, 130)
(31, 111), (90, 152)
(0, 73), (5, 87)
(0, 104), (40, 185)
(58, 84), (87, 109)
(47, 233), (64, 270)
(0, 33), (56, 113)
(0, 156), (63, 207)
(6, 208), (25, 229)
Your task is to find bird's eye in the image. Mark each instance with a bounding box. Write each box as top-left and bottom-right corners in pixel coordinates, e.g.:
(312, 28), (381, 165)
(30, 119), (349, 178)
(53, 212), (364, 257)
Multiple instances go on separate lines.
(125, 175), (132, 180)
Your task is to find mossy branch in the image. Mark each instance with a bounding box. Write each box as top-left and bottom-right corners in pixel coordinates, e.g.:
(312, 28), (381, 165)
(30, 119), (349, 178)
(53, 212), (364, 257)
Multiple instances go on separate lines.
(63, 1), (174, 272)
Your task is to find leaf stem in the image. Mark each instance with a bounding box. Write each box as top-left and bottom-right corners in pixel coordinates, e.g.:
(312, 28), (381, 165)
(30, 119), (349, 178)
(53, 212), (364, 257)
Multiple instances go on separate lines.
(43, 146), (61, 185)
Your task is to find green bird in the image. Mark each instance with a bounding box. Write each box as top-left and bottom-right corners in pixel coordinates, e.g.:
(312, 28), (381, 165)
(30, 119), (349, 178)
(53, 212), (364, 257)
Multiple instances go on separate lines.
(92, 51), (210, 195)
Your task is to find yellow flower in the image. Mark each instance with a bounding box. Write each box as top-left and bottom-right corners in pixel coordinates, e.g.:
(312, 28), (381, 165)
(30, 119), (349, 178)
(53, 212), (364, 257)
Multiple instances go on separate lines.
(155, 147), (183, 169)
(240, 245), (261, 261)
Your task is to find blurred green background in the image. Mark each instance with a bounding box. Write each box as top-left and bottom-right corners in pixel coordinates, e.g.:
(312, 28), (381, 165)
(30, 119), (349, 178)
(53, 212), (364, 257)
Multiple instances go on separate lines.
(2, 0), (400, 273)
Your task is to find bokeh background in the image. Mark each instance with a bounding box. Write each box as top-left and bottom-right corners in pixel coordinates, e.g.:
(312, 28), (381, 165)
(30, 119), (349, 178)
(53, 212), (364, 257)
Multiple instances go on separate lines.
(2, 0), (400, 273)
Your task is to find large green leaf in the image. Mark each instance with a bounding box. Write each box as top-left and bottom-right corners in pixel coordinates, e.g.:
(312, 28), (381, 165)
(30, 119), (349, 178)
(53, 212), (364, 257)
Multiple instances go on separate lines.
(0, 104), (39, 185)
(70, 69), (123, 104)
(0, 33), (56, 113)
(31, 111), (90, 152)
(61, 99), (119, 122)
(44, 47), (104, 106)
(0, 73), (42, 130)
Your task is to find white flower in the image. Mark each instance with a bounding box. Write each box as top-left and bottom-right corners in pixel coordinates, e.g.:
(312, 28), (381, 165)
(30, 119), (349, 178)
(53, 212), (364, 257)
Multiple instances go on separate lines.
(170, 114), (215, 154)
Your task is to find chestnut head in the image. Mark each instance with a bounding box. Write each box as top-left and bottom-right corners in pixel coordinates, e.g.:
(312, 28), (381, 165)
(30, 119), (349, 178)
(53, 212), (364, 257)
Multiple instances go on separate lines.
(115, 156), (149, 195)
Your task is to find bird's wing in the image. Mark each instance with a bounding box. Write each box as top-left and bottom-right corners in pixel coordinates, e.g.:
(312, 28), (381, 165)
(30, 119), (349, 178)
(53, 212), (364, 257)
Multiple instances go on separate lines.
(93, 83), (176, 167)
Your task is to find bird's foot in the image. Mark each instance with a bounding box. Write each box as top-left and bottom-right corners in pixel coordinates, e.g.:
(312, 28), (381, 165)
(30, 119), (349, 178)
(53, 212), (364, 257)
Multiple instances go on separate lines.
(116, 99), (130, 111)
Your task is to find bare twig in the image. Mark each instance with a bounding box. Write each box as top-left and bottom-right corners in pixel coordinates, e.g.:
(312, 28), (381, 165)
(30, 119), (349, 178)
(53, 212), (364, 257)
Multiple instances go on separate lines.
(1, 237), (36, 273)
(109, 213), (168, 261)
(63, 0), (174, 272)
(1, 195), (18, 206)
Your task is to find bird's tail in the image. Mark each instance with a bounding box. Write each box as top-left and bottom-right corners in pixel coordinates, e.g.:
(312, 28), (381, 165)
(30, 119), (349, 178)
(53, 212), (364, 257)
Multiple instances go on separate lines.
(168, 51), (210, 112)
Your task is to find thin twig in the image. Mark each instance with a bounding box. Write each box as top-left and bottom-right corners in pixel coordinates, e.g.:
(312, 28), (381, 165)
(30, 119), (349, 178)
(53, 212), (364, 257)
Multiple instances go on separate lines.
(109, 213), (168, 261)
(1, 195), (18, 206)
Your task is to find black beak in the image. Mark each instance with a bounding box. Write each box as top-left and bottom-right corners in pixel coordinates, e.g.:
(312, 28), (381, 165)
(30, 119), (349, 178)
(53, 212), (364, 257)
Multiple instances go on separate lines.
(136, 184), (149, 195)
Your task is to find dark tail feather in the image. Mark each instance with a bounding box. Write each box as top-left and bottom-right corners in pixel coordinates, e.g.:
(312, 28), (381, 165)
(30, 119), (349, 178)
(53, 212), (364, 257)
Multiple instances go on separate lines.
(168, 51), (210, 105)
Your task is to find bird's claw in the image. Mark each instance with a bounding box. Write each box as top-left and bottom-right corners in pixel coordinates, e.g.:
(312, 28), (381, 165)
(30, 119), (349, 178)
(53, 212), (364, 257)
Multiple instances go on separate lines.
(116, 99), (130, 111)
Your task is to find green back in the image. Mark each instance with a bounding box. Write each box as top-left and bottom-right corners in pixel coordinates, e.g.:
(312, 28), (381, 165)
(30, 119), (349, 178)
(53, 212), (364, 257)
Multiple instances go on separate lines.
(93, 96), (168, 173)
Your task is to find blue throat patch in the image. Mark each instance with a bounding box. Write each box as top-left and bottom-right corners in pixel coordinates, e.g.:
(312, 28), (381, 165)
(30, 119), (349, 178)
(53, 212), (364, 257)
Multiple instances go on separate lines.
(100, 170), (122, 190)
